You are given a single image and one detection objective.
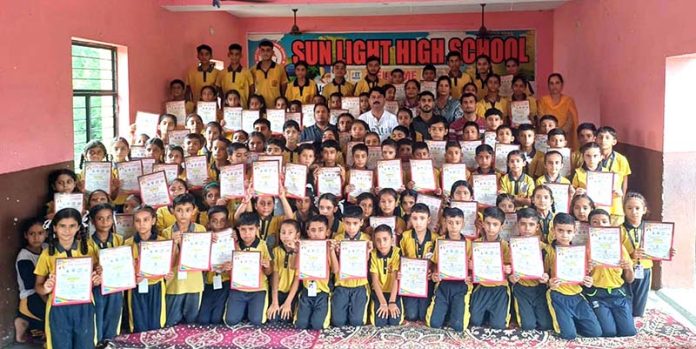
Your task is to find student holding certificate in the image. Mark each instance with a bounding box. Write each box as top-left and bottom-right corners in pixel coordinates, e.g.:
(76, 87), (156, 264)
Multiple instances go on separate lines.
(498, 150), (535, 207)
(197, 206), (233, 325)
(572, 142), (616, 210)
(544, 213), (602, 340)
(233, 185), (294, 250)
(406, 142), (441, 194)
(369, 225), (403, 327)
(34, 208), (102, 349)
(267, 220), (302, 323)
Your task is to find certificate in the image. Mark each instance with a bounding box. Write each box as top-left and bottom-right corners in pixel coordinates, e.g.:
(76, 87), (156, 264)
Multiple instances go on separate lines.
(398, 258), (429, 298)
(84, 161), (112, 193)
(556, 147), (572, 177)
(339, 241), (368, 280)
(555, 245), (586, 284)
(341, 97), (360, 117)
(410, 159), (436, 192)
(140, 158), (155, 175)
(345, 142), (360, 167)
(534, 134), (549, 154)
(499, 74), (513, 97)
(284, 163), (308, 199)
(317, 167), (343, 198)
(546, 183), (570, 213)
(168, 130), (188, 147)
(441, 163), (467, 196)
(510, 236), (544, 279)
(425, 140), (446, 168)
(494, 144), (520, 173)
(472, 242), (504, 283)
(114, 214), (135, 239)
(589, 227), (622, 267)
(116, 161), (143, 192)
(460, 140), (481, 169)
(219, 164), (246, 199)
(472, 174), (498, 207)
(369, 216), (396, 233)
(184, 155), (208, 188)
(138, 240), (173, 277)
(179, 232), (212, 272)
(99, 246), (136, 295)
(484, 131), (497, 147)
(437, 240), (468, 280)
(54, 193), (84, 213)
(152, 164), (179, 184)
(642, 221), (675, 261)
(301, 104), (316, 128)
(223, 107), (243, 131)
(500, 213), (518, 241)
(586, 171), (614, 207)
(339, 132), (351, 150)
(242, 110), (260, 133)
(197, 101), (218, 124)
(231, 251), (262, 290)
(420, 80), (437, 95)
(510, 100), (531, 125)
(210, 228), (235, 267)
(165, 100), (187, 125)
(376, 159), (403, 190)
(572, 222), (590, 246)
(258, 155), (283, 172)
(348, 169), (373, 199)
(252, 161), (280, 196)
(298, 240), (328, 280)
(394, 84), (405, 102)
(366, 146), (382, 170)
(138, 171), (171, 208)
(285, 112), (302, 129)
(329, 109), (347, 125)
(52, 257), (92, 306)
(266, 109), (286, 134)
(129, 146), (148, 159)
(135, 111), (159, 138)
(416, 194), (442, 231)
(450, 201), (478, 238)
(385, 101), (399, 115)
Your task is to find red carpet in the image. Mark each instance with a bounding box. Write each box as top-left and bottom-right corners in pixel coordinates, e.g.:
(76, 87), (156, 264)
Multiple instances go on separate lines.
(111, 309), (696, 348)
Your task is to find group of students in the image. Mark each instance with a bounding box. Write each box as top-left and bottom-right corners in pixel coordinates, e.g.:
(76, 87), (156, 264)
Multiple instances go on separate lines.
(14, 40), (677, 349)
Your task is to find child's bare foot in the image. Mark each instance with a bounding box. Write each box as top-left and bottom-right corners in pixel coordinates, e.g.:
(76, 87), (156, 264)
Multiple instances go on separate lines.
(14, 317), (28, 343)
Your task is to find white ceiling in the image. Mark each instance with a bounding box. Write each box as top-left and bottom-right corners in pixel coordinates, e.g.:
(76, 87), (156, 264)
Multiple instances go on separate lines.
(163, 0), (568, 17)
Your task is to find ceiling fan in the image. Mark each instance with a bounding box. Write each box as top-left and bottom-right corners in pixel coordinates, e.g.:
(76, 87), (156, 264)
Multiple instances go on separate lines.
(288, 9), (302, 35)
(212, 0), (271, 8)
(477, 3), (488, 39)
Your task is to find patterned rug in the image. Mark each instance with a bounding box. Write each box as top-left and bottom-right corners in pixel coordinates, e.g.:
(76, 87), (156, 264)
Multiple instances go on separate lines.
(111, 309), (696, 348)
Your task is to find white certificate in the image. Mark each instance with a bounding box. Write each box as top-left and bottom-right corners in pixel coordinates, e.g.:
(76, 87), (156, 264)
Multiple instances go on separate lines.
(184, 155), (208, 188)
(534, 134), (549, 154)
(117, 161), (143, 192)
(298, 240), (328, 280)
(284, 163), (308, 199)
(253, 161), (280, 196)
(472, 174), (498, 207)
(398, 257), (429, 298)
(135, 111), (159, 138)
(231, 251), (261, 290)
(555, 245), (586, 284)
(499, 74), (514, 97)
(140, 158), (156, 175)
(341, 97), (360, 117)
(179, 232), (212, 272)
(572, 222), (590, 246)
(450, 201), (478, 238)
(642, 222), (675, 261)
(510, 100), (531, 125)
(484, 131), (497, 147)
(369, 216), (396, 233)
(223, 107), (243, 131)
(285, 112), (302, 129)
(138, 240), (173, 277)
(266, 109), (286, 134)
(242, 110), (260, 133)
(138, 171), (171, 208)
(441, 163), (467, 196)
(114, 214), (135, 239)
(546, 183), (570, 213)
(99, 246), (136, 294)
(416, 194), (442, 231)
(301, 104), (316, 128)
(410, 159), (436, 192)
(345, 142), (359, 167)
(329, 109), (347, 125)
(339, 132), (351, 150)
(366, 146), (382, 170)
(54, 193), (84, 213)
(420, 80), (437, 95)
(376, 159), (403, 190)
(500, 213), (518, 241)
(317, 167), (343, 198)
(210, 228), (235, 267)
(168, 130), (188, 147)
(339, 241), (368, 280)
(394, 84), (405, 102)
(425, 140), (446, 168)
(197, 101), (218, 124)
(437, 240), (468, 280)
(152, 164), (179, 184)
(165, 101), (187, 125)
(348, 169), (373, 199)
(556, 147), (572, 177)
(589, 227), (622, 267)
(53, 257), (92, 306)
(84, 161), (112, 193)
(495, 144), (520, 173)
(385, 101), (399, 115)
(510, 236), (544, 279)
(472, 242), (504, 283)
(460, 140), (481, 169)
(219, 164), (246, 199)
(129, 146), (148, 159)
(586, 171), (615, 207)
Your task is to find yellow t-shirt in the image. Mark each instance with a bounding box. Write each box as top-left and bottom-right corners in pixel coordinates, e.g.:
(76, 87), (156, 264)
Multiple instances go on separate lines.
(322, 79), (355, 98)
(272, 245), (297, 293)
(544, 243), (583, 295)
(499, 173), (535, 198)
(400, 229), (438, 259)
(160, 223), (207, 294)
(369, 246), (401, 291)
(34, 242), (99, 304)
(125, 234), (168, 285)
(476, 97), (510, 123)
(471, 237), (511, 287)
(537, 95), (579, 149)
(251, 61), (288, 107)
(216, 65), (254, 108)
(186, 64), (221, 103)
(285, 79), (318, 105)
(354, 76), (386, 96)
(621, 222), (653, 269)
(590, 246), (632, 289)
(535, 175), (571, 186)
(88, 233), (124, 251)
(334, 231), (370, 287)
(237, 238), (271, 292)
(601, 151), (631, 216)
(156, 206), (201, 233)
(448, 72), (473, 101)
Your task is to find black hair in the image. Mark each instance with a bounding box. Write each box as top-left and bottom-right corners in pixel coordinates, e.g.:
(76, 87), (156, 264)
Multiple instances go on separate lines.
(596, 126), (618, 139)
(547, 128), (566, 138)
(207, 205), (229, 218)
(518, 123), (536, 133)
(197, 44), (212, 54)
(412, 141), (429, 154)
(19, 217), (45, 247)
(170, 79), (185, 88)
(484, 108), (503, 119)
(228, 43), (242, 51)
(475, 144), (494, 156)
(482, 206), (505, 224)
(47, 169), (79, 201)
(89, 203), (115, 233)
(342, 205), (363, 220)
(172, 193), (196, 208)
(391, 68), (404, 75)
(374, 224), (393, 236)
(544, 150), (564, 162)
(381, 138), (397, 149)
(307, 214), (329, 227)
(238, 211), (260, 227)
(418, 91), (435, 100)
(366, 55), (380, 65)
(259, 40), (273, 49)
(577, 122), (598, 136)
(588, 208), (610, 223)
(283, 120), (301, 131)
(516, 207), (541, 222)
(443, 207), (464, 219)
(411, 203), (431, 217)
(548, 73), (564, 84)
(369, 86), (385, 97)
(539, 114), (559, 126)
(553, 212), (575, 226)
(446, 51), (462, 60)
(450, 180), (473, 199)
(47, 208), (88, 256)
(321, 139), (340, 152)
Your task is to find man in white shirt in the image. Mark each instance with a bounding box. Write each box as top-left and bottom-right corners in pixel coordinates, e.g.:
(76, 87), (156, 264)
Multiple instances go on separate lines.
(358, 87), (398, 141)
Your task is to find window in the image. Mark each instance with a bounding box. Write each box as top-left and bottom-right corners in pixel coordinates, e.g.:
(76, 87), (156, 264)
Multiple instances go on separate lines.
(71, 42), (117, 166)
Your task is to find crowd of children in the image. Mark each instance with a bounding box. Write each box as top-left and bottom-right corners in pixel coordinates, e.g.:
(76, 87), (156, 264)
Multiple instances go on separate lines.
(14, 41), (677, 348)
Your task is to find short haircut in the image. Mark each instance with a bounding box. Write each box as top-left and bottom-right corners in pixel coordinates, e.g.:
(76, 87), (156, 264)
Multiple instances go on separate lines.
(412, 141), (429, 153)
(518, 123), (536, 133)
(259, 40), (273, 49)
(366, 55), (380, 65)
(588, 208), (610, 222)
(397, 138), (413, 149)
(342, 205), (363, 219)
(553, 212), (575, 226)
(577, 122), (598, 136)
(579, 142), (601, 154)
(460, 92), (477, 102)
(423, 64), (436, 72)
(547, 128), (566, 138)
(173, 193), (196, 208)
(352, 143), (369, 155)
(238, 212), (260, 227)
(391, 68), (404, 75)
(446, 51), (462, 60)
(294, 60), (309, 70)
(496, 124), (512, 133)
(443, 207), (464, 219)
(321, 139), (340, 151)
(516, 207), (540, 222)
(352, 119), (369, 130)
(539, 114), (559, 125)
(374, 224), (393, 236)
(392, 125), (410, 136)
(170, 79), (185, 88)
(197, 44), (212, 54)
(484, 108), (503, 119)
(482, 206), (505, 223)
(297, 143), (315, 155)
(228, 43), (242, 52)
(419, 91), (435, 100)
(254, 118), (271, 128)
(381, 138), (397, 149)
(411, 203), (431, 216)
(208, 205), (229, 218)
(597, 126), (618, 139)
(283, 120), (300, 131)
(227, 142), (249, 154)
(308, 214), (329, 227)
(475, 144), (494, 156)
(369, 86), (385, 97)
(333, 60), (347, 67)
(267, 137), (286, 149)
(429, 115), (448, 128)
(545, 150), (563, 161)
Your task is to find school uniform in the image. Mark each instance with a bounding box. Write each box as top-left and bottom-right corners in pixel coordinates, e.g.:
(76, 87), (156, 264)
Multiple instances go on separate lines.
(469, 237), (512, 329)
(295, 256), (332, 330)
(16, 247), (46, 337)
(475, 96), (510, 122)
(125, 233), (167, 333)
(425, 239), (472, 332)
(354, 76), (386, 96)
(601, 151), (632, 225)
(399, 229), (438, 321)
(89, 233), (124, 342)
(259, 214), (285, 249)
(528, 149), (547, 178)
(544, 242), (602, 340)
(467, 167), (502, 185)
(216, 64), (254, 108)
(186, 64), (221, 103)
(369, 246), (403, 327)
(322, 78), (355, 98)
(161, 222), (207, 326)
(621, 222), (652, 317)
(511, 240), (552, 331)
(285, 79), (318, 105)
(224, 238), (271, 326)
(268, 244), (298, 323)
(156, 206), (200, 233)
(474, 77), (488, 100)
(251, 61), (288, 109)
(535, 174), (571, 187)
(197, 248), (231, 326)
(448, 72), (473, 101)
(499, 172), (535, 199)
(34, 242), (98, 349)
(585, 246), (636, 337)
(332, 231), (371, 326)
(538, 210), (556, 244)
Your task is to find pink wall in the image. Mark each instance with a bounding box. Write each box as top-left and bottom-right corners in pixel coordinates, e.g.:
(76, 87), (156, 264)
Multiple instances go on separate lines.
(553, 0), (696, 151)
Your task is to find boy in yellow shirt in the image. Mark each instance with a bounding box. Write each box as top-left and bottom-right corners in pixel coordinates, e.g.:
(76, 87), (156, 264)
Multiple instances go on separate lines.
(252, 40), (288, 107)
(596, 126), (631, 225)
(285, 60), (318, 104)
(216, 43), (254, 108)
(197, 206), (231, 325)
(369, 225), (403, 327)
(354, 55), (386, 96)
(322, 60), (355, 98)
(186, 44), (220, 103)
